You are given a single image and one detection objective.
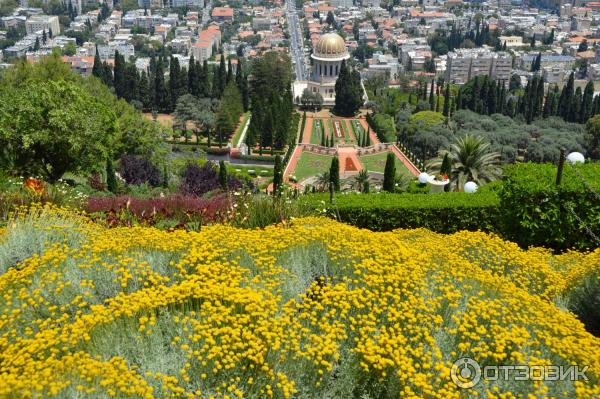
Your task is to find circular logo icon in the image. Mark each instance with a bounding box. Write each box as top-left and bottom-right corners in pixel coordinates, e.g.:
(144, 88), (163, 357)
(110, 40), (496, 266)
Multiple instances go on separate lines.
(451, 357), (481, 389)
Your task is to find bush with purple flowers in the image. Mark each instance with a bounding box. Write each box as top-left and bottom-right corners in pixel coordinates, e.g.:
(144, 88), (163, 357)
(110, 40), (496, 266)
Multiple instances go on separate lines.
(179, 162), (246, 196)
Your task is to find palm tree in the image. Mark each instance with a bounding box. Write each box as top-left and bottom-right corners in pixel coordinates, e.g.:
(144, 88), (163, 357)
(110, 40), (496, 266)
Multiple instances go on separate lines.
(427, 135), (501, 191)
(353, 169), (370, 192)
(315, 171), (330, 192)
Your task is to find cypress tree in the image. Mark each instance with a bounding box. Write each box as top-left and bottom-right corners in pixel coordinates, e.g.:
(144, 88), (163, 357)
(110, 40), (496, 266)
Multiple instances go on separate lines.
(272, 155), (283, 194)
(227, 58), (233, 84)
(200, 60), (210, 98)
(581, 81), (594, 122)
(543, 88), (552, 118)
(138, 70), (151, 110)
(593, 95), (600, 116)
(92, 46), (102, 79)
(169, 56), (181, 111)
(218, 53), (226, 96)
(219, 160), (228, 190)
(570, 87), (582, 123)
(329, 156), (340, 192)
(333, 60), (362, 116)
(559, 73), (574, 119)
(440, 153), (452, 192)
(42, 29), (47, 44)
(382, 152), (396, 192)
(487, 79), (497, 115)
(113, 50), (126, 98)
(106, 157), (117, 193)
(321, 128), (326, 146)
(429, 80), (435, 110)
(154, 57), (169, 112)
(366, 128), (371, 146)
(442, 84), (450, 116)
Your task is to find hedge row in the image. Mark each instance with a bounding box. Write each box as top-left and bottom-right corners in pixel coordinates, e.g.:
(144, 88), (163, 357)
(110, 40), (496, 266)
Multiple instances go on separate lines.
(302, 191), (501, 233)
(499, 162), (600, 251)
(302, 162), (600, 250)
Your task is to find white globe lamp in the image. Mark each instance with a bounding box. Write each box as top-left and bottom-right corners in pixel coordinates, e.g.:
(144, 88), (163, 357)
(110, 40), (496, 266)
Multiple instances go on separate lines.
(566, 152), (585, 165)
(418, 172), (429, 184)
(464, 181), (478, 193)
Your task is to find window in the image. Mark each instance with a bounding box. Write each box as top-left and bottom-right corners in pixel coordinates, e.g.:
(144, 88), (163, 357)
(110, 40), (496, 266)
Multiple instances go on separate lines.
(335, 65), (338, 75)
(330, 65), (333, 75)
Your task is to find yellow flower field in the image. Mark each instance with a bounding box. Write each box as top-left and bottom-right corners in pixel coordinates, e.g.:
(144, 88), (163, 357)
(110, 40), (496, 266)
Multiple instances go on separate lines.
(0, 206), (599, 398)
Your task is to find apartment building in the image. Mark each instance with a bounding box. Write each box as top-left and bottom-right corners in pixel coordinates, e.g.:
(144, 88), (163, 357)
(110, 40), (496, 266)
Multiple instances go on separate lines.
(25, 15), (60, 35)
(445, 49), (512, 85)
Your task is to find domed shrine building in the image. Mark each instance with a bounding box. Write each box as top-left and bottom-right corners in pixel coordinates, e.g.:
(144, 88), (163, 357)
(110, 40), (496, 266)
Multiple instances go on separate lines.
(295, 32), (350, 107)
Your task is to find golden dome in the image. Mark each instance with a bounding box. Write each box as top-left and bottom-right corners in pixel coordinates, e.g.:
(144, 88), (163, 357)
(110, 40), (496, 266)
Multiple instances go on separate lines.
(313, 33), (348, 59)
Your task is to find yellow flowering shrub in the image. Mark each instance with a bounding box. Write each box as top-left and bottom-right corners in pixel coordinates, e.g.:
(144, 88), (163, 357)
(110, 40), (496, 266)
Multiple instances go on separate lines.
(0, 206), (599, 398)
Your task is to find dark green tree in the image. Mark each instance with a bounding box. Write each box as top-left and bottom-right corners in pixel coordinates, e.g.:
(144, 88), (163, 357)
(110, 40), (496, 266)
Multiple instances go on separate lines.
(218, 160), (228, 190)
(333, 60), (363, 116)
(329, 156), (340, 192)
(106, 157), (117, 193)
(272, 155), (283, 193)
(382, 152), (396, 192)
(581, 81), (594, 123)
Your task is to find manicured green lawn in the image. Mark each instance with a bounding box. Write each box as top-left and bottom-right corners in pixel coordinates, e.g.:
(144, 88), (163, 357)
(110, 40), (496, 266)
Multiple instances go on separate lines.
(292, 151), (333, 181)
(359, 151), (412, 176)
(231, 112), (251, 147)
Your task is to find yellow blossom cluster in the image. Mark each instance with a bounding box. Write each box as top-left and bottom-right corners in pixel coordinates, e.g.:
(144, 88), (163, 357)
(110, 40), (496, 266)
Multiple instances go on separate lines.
(0, 207), (599, 398)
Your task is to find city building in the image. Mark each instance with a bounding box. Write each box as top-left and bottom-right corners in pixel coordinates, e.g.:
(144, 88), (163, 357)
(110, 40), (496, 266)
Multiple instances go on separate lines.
(445, 49), (512, 85)
(212, 7), (233, 23)
(25, 15), (60, 35)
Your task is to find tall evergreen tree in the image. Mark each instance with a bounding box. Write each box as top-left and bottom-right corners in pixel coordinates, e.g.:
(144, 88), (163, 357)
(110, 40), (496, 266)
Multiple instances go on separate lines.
(227, 58), (233, 84)
(169, 57), (181, 111)
(442, 84), (451, 117)
(153, 57), (169, 112)
(429, 80), (435, 110)
(200, 60), (210, 97)
(382, 152), (396, 192)
(333, 60), (363, 116)
(559, 73), (575, 119)
(329, 156), (340, 192)
(113, 50), (126, 99)
(582, 81), (595, 123)
(219, 160), (228, 190)
(106, 157), (117, 193)
(571, 86), (583, 123)
(272, 155), (283, 193)
(92, 46), (102, 79)
(138, 70), (151, 110)
(235, 58), (249, 111)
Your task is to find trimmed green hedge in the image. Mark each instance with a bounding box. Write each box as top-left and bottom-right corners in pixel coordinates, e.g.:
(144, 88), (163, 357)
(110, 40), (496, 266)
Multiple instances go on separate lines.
(302, 192), (501, 233)
(500, 162), (600, 251)
(301, 163), (600, 250)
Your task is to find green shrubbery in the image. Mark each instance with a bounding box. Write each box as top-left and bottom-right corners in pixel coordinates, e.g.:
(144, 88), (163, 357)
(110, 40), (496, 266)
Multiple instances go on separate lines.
(302, 162), (600, 250)
(302, 191), (501, 233)
(499, 162), (600, 251)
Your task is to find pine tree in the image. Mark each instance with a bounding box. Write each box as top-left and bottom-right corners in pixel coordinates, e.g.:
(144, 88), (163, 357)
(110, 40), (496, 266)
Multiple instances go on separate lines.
(42, 29), (47, 45)
(106, 157), (117, 193)
(272, 155), (283, 194)
(236, 58), (249, 111)
(219, 160), (228, 190)
(321, 127), (326, 146)
(383, 152), (396, 192)
(329, 157), (340, 192)
(442, 84), (451, 116)
(487, 79), (497, 115)
(201, 60), (210, 97)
